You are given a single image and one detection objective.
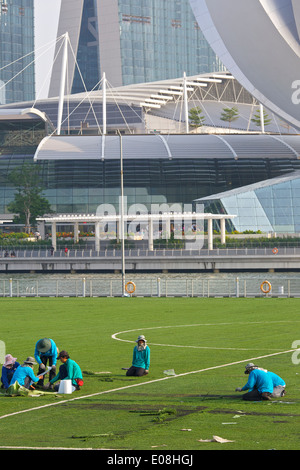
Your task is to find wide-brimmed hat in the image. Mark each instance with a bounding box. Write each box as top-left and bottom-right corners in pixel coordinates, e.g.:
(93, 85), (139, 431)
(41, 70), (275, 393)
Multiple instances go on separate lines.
(23, 357), (37, 366)
(3, 354), (17, 367)
(135, 335), (146, 343)
(36, 338), (51, 353)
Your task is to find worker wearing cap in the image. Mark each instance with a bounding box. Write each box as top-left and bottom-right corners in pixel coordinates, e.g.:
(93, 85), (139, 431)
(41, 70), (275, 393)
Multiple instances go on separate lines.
(45, 350), (83, 391)
(10, 357), (43, 389)
(235, 363), (273, 401)
(126, 335), (150, 377)
(34, 337), (58, 385)
(248, 364), (286, 397)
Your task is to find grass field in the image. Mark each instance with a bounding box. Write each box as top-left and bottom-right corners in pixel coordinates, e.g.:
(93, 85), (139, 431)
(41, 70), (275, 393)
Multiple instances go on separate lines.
(0, 296), (299, 452)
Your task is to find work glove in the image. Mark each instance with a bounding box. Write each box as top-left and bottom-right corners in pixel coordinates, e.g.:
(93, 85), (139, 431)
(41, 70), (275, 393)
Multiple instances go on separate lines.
(235, 387), (242, 392)
(51, 365), (56, 373)
(39, 363), (46, 371)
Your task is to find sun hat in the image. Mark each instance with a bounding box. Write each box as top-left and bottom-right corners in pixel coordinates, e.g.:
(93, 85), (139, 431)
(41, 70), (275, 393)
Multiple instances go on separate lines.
(135, 335), (146, 343)
(3, 354), (17, 367)
(23, 357), (37, 366)
(36, 338), (51, 353)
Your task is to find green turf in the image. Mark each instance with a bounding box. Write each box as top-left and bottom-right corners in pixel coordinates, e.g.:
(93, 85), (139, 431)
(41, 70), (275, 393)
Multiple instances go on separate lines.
(0, 297), (299, 451)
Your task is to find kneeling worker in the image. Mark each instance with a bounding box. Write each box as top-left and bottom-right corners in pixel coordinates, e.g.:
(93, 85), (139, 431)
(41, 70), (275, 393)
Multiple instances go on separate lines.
(1, 354), (20, 390)
(126, 335), (150, 377)
(10, 357), (43, 389)
(235, 363), (273, 401)
(45, 350), (83, 391)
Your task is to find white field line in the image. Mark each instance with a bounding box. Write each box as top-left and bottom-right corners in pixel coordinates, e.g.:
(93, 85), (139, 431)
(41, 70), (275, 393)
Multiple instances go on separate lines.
(112, 321), (300, 351)
(0, 347), (296, 422)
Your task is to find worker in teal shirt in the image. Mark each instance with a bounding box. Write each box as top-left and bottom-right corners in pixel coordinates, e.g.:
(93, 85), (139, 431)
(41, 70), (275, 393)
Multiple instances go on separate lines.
(34, 337), (58, 386)
(45, 350), (83, 391)
(10, 357), (43, 389)
(126, 335), (150, 377)
(235, 363), (273, 401)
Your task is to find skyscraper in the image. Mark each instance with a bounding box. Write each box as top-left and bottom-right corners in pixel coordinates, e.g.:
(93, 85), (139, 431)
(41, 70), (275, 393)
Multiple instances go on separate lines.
(0, 0), (35, 104)
(49, 0), (225, 97)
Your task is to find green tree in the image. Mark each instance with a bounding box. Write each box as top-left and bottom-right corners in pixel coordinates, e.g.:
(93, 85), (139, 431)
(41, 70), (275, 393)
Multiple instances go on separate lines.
(7, 163), (53, 233)
(220, 106), (239, 128)
(188, 106), (205, 128)
(251, 108), (272, 128)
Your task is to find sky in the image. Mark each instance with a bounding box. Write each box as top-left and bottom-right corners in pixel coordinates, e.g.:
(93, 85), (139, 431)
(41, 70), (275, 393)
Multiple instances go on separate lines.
(34, 0), (61, 99)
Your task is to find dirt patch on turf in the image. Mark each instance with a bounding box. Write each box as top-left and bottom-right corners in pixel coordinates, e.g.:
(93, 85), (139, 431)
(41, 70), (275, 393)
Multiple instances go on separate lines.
(65, 401), (300, 419)
(64, 402), (206, 415)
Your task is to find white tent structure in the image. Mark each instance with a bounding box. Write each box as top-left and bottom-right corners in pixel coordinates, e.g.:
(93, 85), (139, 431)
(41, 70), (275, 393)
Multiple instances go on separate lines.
(37, 212), (236, 252)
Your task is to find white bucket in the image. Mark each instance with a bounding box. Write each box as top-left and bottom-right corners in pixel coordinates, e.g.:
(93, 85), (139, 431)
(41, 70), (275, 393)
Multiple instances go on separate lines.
(58, 379), (73, 394)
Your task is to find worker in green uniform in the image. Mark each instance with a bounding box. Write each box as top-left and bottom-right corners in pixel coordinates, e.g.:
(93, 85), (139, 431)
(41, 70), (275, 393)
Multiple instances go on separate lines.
(126, 335), (150, 377)
(44, 350), (83, 391)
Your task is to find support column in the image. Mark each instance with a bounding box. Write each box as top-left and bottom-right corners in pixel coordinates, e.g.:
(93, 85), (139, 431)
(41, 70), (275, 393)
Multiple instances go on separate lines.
(37, 221), (45, 240)
(148, 217), (153, 251)
(183, 72), (189, 134)
(102, 72), (106, 135)
(95, 221), (100, 252)
(57, 32), (68, 135)
(51, 222), (57, 251)
(74, 222), (79, 244)
(116, 220), (120, 242)
(207, 218), (213, 251)
(220, 218), (226, 245)
(165, 217), (171, 240)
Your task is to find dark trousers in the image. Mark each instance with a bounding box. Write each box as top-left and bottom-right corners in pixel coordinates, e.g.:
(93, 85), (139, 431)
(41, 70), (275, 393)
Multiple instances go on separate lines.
(53, 363), (81, 391)
(23, 377), (32, 389)
(126, 366), (146, 377)
(242, 389), (272, 401)
(38, 355), (56, 385)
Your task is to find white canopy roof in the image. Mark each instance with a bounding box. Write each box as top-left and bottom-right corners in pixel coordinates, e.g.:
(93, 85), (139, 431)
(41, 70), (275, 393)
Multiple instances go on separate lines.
(34, 133), (300, 162)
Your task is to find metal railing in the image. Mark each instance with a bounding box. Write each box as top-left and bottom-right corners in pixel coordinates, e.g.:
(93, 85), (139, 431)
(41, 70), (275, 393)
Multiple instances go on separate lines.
(1, 246), (300, 258)
(0, 276), (299, 298)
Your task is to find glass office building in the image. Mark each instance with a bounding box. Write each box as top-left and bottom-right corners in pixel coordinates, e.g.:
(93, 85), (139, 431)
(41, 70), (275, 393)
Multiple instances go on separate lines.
(71, 0), (101, 95)
(117, 0), (224, 86)
(0, 0), (35, 104)
(49, 0), (225, 96)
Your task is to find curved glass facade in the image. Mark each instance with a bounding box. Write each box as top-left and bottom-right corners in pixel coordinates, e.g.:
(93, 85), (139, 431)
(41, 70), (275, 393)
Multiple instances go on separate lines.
(2, 149), (300, 216)
(36, 157), (299, 215)
(200, 173), (300, 233)
(2, 114), (300, 233)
